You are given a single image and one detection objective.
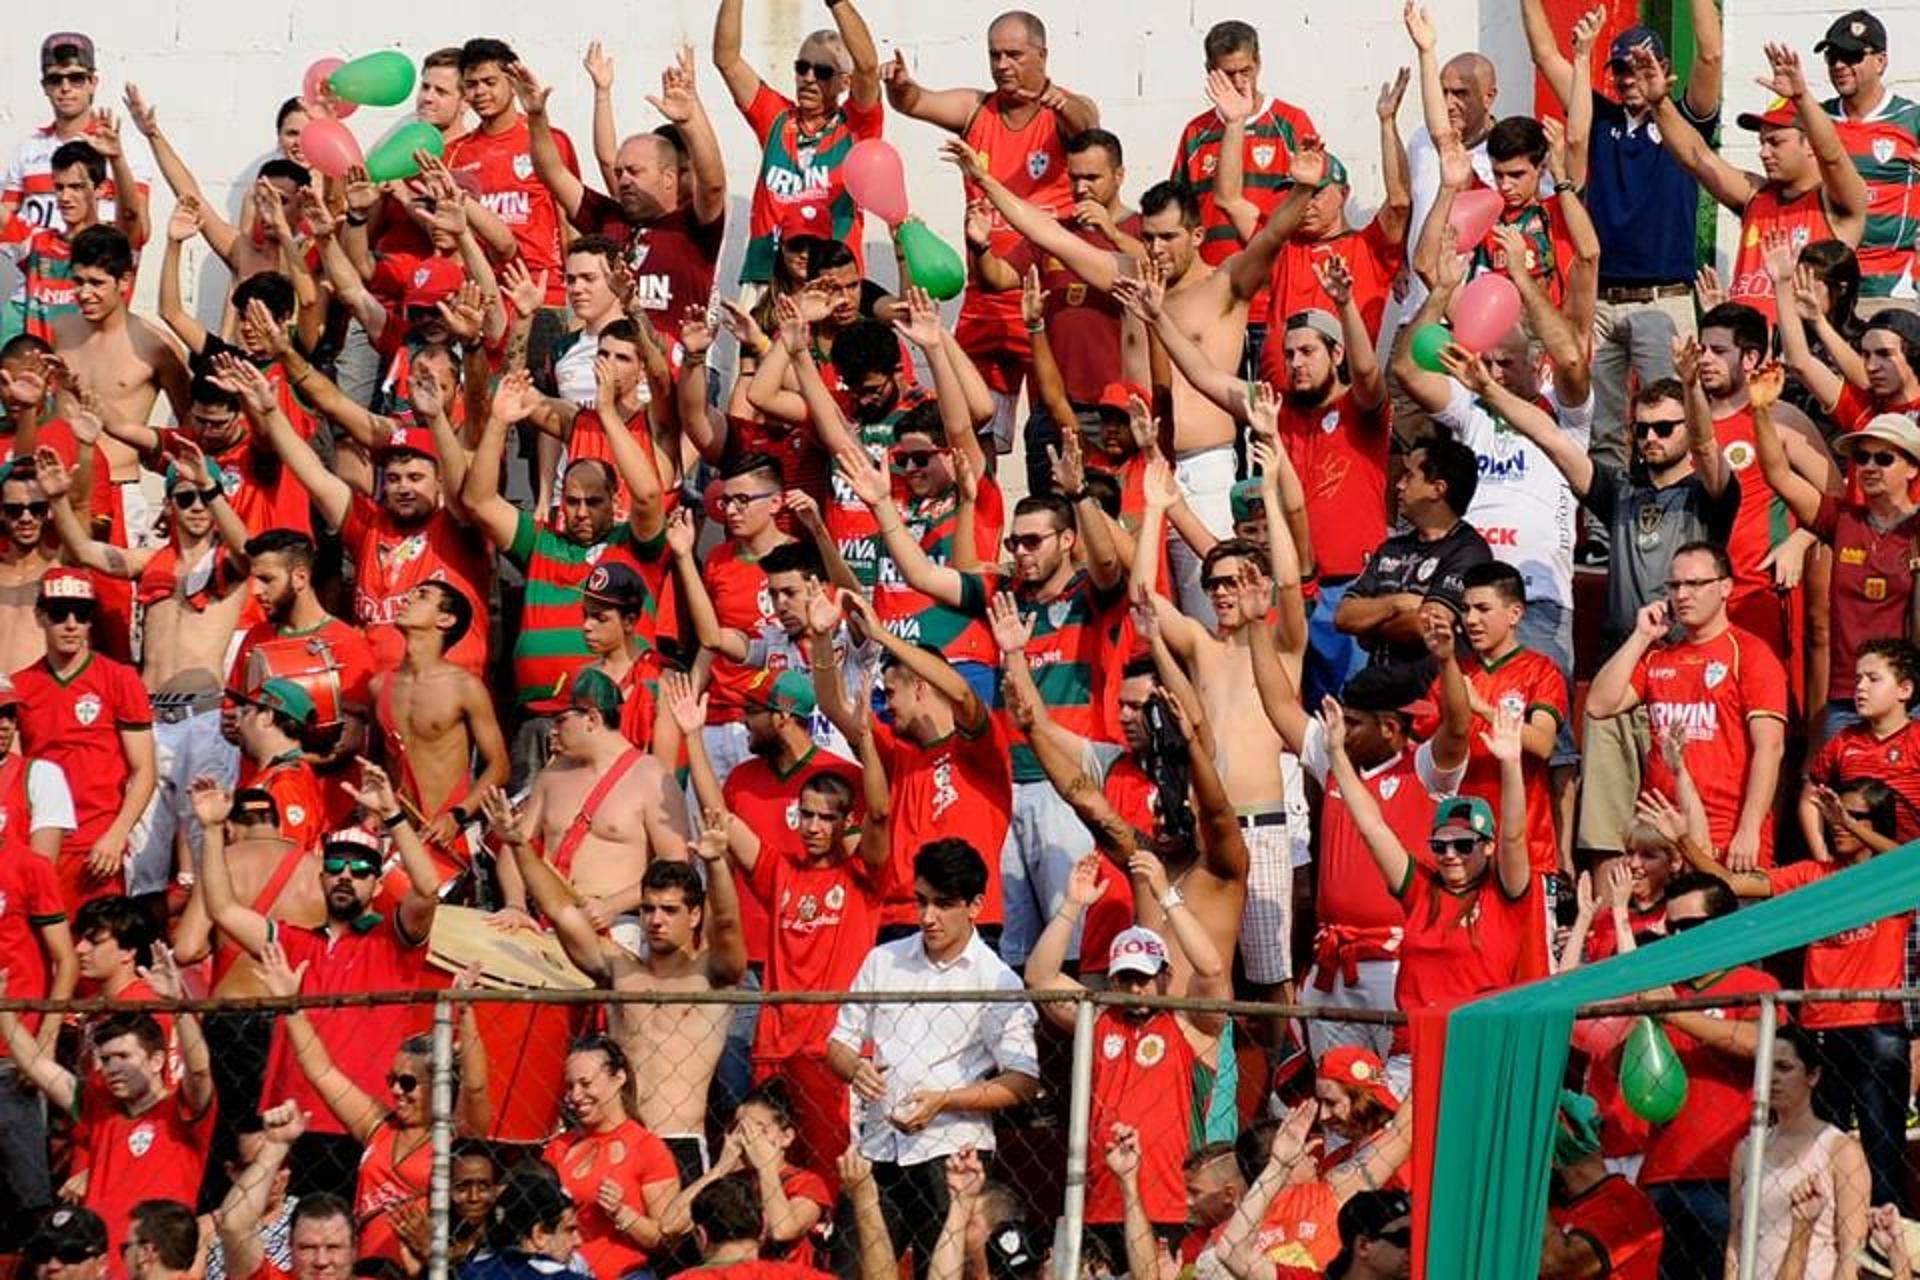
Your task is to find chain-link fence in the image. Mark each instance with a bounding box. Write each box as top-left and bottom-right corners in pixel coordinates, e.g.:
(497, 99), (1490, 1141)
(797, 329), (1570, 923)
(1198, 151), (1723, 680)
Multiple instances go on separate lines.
(1, 982), (1913, 1280)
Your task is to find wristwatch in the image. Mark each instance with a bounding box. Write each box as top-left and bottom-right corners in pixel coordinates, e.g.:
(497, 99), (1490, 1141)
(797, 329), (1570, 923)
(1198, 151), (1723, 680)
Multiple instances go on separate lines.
(1159, 885), (1185, 912)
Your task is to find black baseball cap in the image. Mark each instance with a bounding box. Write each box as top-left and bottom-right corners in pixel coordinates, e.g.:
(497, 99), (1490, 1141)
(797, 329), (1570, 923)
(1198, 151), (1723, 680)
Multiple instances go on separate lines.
(581, 561), (648, 611)
(1816, 10), (1887, 56)
(986, 1221), (1049, 1280)
(40, 33), (96, 72)
(27, 1208), (108, 1263)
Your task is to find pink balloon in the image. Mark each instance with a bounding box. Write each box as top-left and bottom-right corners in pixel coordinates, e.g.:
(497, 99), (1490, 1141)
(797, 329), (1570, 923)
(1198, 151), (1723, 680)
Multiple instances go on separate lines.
(1448, 273), (1523, 352)
(1448, 188), (1503, 249)
(300, 57), (357, 119)
(843, 139), (909, 227)
(299, 117), (364, 178)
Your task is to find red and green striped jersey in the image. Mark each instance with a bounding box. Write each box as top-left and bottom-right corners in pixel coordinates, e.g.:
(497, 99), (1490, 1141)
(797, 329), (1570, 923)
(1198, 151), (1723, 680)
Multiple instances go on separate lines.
(959, 567), (1126, 782)
(1170, 96), (1318, 317)
(1823, 94), (1920, 297)
(739, 85), (884, 283)
(874, 476), (1006, 667)
(506, 512), (661, 712)
(824, 387), (933, 588)
(4, 225), (76, 340)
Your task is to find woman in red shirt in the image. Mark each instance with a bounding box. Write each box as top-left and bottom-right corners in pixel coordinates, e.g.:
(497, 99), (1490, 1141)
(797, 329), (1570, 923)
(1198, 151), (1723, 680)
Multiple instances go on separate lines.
(1319, 692), (1537, 1058)
(259, 944), (490, 1265)
(545, 1037), (682, 1279)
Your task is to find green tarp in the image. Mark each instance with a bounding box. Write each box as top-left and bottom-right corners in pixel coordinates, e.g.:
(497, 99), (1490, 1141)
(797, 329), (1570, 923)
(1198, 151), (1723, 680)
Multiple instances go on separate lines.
(1420, 841), (1920, 1277)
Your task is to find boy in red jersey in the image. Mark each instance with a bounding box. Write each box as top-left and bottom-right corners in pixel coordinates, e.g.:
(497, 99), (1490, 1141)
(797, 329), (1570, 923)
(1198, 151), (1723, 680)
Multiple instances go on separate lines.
(1588, 542), (1788, 871)
(1806, 639), (1920, 847)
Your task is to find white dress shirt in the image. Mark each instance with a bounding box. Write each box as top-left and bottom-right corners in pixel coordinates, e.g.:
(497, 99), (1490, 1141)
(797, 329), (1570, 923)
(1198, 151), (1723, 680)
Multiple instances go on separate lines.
(828, 928), (1041, 1166)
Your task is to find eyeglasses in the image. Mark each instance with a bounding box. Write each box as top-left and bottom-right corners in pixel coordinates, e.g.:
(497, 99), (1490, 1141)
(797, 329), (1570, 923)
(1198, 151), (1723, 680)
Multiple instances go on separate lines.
(1633, 418), (1685, 440)
(1668, 914), (1709, 932)
(1855, 449), (1908, 468)
(1428, 836), (1481, 858)
(1825, 47), (1870, 66)
(891, 448), (939, 472)
(1201, 574), (1242, 594)
(718, 490), (778, 510)
(1663, 575), (1726, 594)
(40, 602), (94, 624)
(3, 501), (49, 519)
(321, 854), (380, 878)
(387, 1071), (423, 1093)
(41, 71), (92, 87)
(1003, 531), (1058, 553)
(794, 58), (840, 81)
(172, 487), (223, 509)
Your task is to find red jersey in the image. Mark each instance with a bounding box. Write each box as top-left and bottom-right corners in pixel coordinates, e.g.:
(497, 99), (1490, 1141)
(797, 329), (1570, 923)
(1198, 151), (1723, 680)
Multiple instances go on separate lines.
(956, 98), (1073, 372)
(566, 406), (677, 523)
(253, 755), (323, 852)
(341, 496), (490, 677)
(869, 715), (1011, 926)
(259, 915), (425, 1137)
(1713, 407), (1796, 654)
(1729, 183), (1836, 322)
(1249, 1183), (1345, 1273)
(1637, 966), (1780, 1185)
(356, 1121), (433, 1263)
(1078, 755), (1155, 976)
(1170, 96), (1319, 320)
(1391, 865), (1538, 1033)
(1811, 494), (1920, 692)
(1767, 859), (1909, 1027)
(1304, 727), (1445, 932)
(444, 117), (577, 306)
(1809, 719), (1920, 841)
(1446, 647), (1568, 874)
(0, 844), (65, 1048)
(728, 415), (830, 518)
(1832, 382), (1920, 431)
(722, 746), (863, 968)
(873, 479), (1006, 668)
(1276, 386), (1393, 579)
(545, 1119), (679, 1278)
(1550, 1174), (1663, 1280)
(694, 1263), (831, 1280)
(1003, 214), (1142, 403)
(739, 87), (885, 283)
(10, 651), (151, 910)
(574, 190), (723, 343)
(748, 842), (884, 1061)
(1632, 625), (1789, 863)
(1262, 218), (1405, 386)
(1087, 1009), (1195, 1225)
(704, 539), (787, 722)
(79, 1086), (214, 1279)
(196, 413), (317, 540)
(1469, 198), (1578, 304)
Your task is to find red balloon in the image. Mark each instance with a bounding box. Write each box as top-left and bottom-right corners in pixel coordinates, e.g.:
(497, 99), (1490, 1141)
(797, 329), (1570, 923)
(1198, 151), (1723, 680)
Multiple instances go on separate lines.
(300, 57), (357, 119)
(1448, 273), (1523, 352)
(299, 117), (364, 178)
(843, 139), (909, 227)
(1448, 188), (1503, 250)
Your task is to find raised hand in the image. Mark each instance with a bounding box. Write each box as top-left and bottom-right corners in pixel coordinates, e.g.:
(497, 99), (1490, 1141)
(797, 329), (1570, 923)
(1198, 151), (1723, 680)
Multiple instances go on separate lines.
(1693, 264), (1727, 312)
(1141, 454), (1180, 511)
(255, 939), (311, 999)
(407, 360), (446, 422)
(835, 444), (890, 507)
(437, 280), (487, 345)
(1569, 5), (1607, 56)
(136, 942), (185, 1000)
(342, 759), (401, 821)
(1104, 1122), (1143, 1178)
(32, 448), (73, 500)
(87, 110), (124, 160)
(1490, 223), (1531, 277)
(189, 776), (233, 826)
(1748, 359), (1785, 412)
(1670, 335), (1703, 387)
(647, 46), (699, 124)
(164, 434), (214, 489)
(210, 351), (277, 417)
(940, 137), (989, 184)
(1633, 598), (1672, 643)
(1066, 853), (1108, 906)
(1048, 426), (1087, 495)
(1317, 694), (1348, 756)
(1403, 0), (1437, 52)
(167, 195), (204, 244)
(583, 41), (615, 92)
(1788, 1172), (1829, 1225)
(122, 84), (159, 137)
(491, 368), (543, 424)
(802, 581), (843, 638)
(662, 670), (709, 737)
(664, 507), (697, 560)
(500, 260), (547, 318)
(1437, 344), (1495, 395)
(1020, 265), (1049, 328)
(1758, 42), (1809, 102)
(894, 285), (944, 350)
(1599, 857), (1634, 911)
(987, 591), (1035, 655)
(1290, 136), (1329, 189)
(943, 1146), (985, 1197)
(504, 62), (552, 116)
(1205, 69), (1254, 125)
(477, 786), (517, 837)
(964, 198), (995, 251)
(1635, 789), (1688, 845)
(1127, 848), (1171, 900)
(1313, 254), (1355, 307)
(1377, 67), (1412, 121)
(695, 809), (730, 864)
(260, 1100), (311, 1146)
(1438, 136), (1475, 192)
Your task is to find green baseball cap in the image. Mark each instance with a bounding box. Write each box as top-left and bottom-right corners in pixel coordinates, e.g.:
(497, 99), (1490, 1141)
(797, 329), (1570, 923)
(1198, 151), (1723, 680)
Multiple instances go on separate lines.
(746, 669), (817, 718)
(1431, 795), (1495, 840)
(1230, 477), (1265, 525)
(567, 667), (625, 722)
(249, 677), (316, 725)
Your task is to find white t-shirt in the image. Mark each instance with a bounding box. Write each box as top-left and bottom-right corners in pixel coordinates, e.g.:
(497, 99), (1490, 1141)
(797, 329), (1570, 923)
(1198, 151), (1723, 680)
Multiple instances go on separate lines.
(3, 125), (154, 304)
(20, 758), (77, 836)
(1436, 380), (1594, 614)
(742, 621), (878, 760)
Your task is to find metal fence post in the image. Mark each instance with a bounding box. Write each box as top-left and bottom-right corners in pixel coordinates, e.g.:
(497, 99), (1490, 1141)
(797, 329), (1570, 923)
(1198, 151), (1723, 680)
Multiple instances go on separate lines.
(428, 997), (454, 1280)
(1057, 996), (1096, 1279)
(1734, 994), (1778, 1280)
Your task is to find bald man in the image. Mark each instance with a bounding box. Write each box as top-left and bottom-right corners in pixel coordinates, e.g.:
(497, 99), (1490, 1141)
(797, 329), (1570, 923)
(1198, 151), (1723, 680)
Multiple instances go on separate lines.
(1402, 7), (1500, 308)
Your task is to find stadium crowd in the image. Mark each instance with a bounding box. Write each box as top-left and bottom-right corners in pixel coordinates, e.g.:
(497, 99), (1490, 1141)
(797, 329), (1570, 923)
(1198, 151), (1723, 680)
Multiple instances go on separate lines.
(1, 0), (1920, 1276)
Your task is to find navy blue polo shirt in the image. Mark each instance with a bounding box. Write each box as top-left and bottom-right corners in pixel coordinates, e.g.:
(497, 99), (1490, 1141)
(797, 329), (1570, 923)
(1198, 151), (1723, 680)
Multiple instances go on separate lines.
(1586, 92), (1721, 286)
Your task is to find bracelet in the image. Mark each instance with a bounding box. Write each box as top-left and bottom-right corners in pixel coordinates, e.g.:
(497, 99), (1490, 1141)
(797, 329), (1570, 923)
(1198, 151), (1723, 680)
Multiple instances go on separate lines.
(1159, 885), (1185, 912)
(754, 337), (772, 357)
(1024, 322), (1044, 334)
(383, 811), (409, 830)
(344, 211), (370, 227)
(1063, 488), (1089, 503)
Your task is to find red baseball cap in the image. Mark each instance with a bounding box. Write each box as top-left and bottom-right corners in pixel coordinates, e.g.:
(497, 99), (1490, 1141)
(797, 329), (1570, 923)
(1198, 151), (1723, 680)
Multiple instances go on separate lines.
(1736, 98), (1803, 133)
(37, 566), (95, 605)
(1096, 381), (1149, 414)
(1320, 1045), (1401, 1113)
(0, 674), (18, 707)
(776, 200), (832, 247)
(376, 421), (441, 466)
(401, 257), (465, 311)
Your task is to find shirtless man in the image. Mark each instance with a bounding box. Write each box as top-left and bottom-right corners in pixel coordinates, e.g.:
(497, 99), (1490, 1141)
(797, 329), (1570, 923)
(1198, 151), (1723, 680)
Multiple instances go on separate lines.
(368, 582), (509, 877)
(492, 668), (691, 945)
(50, 225), (190, 514)
(37, 441), (247, 897)
(0, 460), (59, 674)
(945, 135), (1325, 618)
(492, 785), (742, 1182)
(172, 787), (323, 996)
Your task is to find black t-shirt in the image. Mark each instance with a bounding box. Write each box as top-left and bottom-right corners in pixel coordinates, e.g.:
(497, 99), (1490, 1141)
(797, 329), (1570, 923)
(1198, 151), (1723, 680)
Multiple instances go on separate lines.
(1582, 461), (1741, 647)
(1347, 519), (1493, 685)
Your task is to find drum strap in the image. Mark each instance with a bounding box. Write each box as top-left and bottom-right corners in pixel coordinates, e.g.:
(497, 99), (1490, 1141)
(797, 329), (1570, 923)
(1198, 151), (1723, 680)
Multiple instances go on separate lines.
(552, 749), (645, 878)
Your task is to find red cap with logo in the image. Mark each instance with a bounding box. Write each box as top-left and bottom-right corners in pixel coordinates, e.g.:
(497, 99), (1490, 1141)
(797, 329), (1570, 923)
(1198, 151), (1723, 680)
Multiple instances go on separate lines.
(401, 257), (466, 310)
(376, 422), (441, 466)
(37, 566), (96, 604)
(776, 200), (832, 246)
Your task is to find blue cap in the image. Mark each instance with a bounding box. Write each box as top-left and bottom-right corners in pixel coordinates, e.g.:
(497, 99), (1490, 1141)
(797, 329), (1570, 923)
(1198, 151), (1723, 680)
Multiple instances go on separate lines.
(1608, 25), (1667, 66)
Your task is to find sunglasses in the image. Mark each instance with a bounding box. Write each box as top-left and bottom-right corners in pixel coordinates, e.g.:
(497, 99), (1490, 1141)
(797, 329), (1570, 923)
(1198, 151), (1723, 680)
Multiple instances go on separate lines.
(794, 58), (840, 81)
(891, 448), (939, 472)
(718, 490), (778, 510)
(1004, 531), (1057, 553)
(387, 1071), (423, 1093)
(1201, 574), (1242, 593)
(1373, 1227), (1413, 1248)
(321, 854), (380, 878)
(1843, 808), (1875, 822)
(172, 487), (223, 509)
(1825, 47), (1870, 66)
(1633, 418), (1684, 440)
(1428, 836), (1481, 858)
(1668, 914), (1709, 932)
(28, 1245), (101, 1265)
(40, 602), (94, 624)
(3, 500), (49, 519)
(1855, 449), (1908, 468)
(41, 71), (92, 87)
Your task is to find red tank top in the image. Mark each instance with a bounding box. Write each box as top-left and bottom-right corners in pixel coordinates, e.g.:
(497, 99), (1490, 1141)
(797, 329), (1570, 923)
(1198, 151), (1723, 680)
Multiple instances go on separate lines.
(1730, 184), (1835, 322)
(957, 97), (1073, 371)
(355, 1121), (433, 1262)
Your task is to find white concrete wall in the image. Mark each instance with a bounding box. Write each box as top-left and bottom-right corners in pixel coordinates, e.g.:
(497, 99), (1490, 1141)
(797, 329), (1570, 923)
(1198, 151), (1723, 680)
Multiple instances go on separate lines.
(3, 0), (1519, 309)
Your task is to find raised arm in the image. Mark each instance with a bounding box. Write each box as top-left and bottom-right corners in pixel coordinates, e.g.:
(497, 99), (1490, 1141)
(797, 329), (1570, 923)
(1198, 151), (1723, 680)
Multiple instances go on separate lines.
(1376, 68), (1414, 242)
(156, 201), (209, 353)
(344, 764), (441, 940)
(33, 449), (154, 578)
(1319, 698), (1415, 890)
(0, 971), (77, 1112)
(492, 798), (616, 984)
(217, 1102), (306, 1280)
(692, 816), (747, 985)
(508, 64), (586, 221)
(830, 0), (883, 108)
(254, 942), (388, 1142)
(711, 0), (765, 113)
(217, 352), (353, 529)
(850, 590), (986, 727)
(1111, 269), (1248, 422)
(1223, 145), (1325, 301)
(1673, 336), (1729, 497)
(1748, 361), (1824, 528)
(1405, 1), (1452, 145)
(1483, 706), (1534, 898)
(1683, 0), (1724, 117)
(1318, 255), (1386, 409)
(1586, 601), (1664, 718)
(1438, 344), (1597, 496)
(648, 46), (730, 226)
(943, 140), (1124, 291)
(187, 780), (271, 958)
(1520, 0), (1581, 108)
(1206, 72), (1262, 243)
(881, 51), (984, 134)
(458, 371), (535, 551)
(1023, 854), (1096, 1032)
(1765, 44), (1869, 233)
(1640, 49), (1757, 213)
(836, 444), (967, 606)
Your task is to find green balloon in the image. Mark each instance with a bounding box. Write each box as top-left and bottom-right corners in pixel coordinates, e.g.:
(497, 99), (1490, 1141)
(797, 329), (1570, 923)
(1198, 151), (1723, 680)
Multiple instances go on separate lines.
(1619, 1015), (1688, 1124)
(365, 122), (446, 183)
(1410, 322), (1453, 373)
(898, 218), (966, 301)
(329, 50), (416, 107)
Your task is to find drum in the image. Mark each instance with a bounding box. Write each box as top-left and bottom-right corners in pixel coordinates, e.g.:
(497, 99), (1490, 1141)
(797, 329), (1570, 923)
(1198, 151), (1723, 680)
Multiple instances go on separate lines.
(243, 636), (347, 728)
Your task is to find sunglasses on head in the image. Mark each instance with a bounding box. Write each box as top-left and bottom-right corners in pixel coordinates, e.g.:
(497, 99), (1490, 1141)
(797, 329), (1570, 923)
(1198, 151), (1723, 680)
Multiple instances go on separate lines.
(41, 70), (91, 87)
(387, 1071), (423, 1093)
(794, 58), (840, 81)
(1429, 836), (1481, 857)
(40, 602), (93, 624)
(3, 500), (49, 519)
(1003, 531), (1055, 553)
(322, 854), (380, 878)
(172, 487), (222, 509)
(1633, 418), (1685, 440)
(891, 448), (939, 472)
(1855, 449), (1908, 468)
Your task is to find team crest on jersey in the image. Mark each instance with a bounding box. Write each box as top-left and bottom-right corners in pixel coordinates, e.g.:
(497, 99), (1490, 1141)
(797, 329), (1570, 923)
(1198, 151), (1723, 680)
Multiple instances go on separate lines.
(1048, 599), (1073, 630)
(1892, 747), (1904, 763)
(1499, 691), (1525, 718)
(412, 267), (431, 289)
(1415, 557), (1438, 582)
(0, 888), (7, 912)
(1026, 150), (1051, 180)
(1135, 1033), (1167, 1067)
(1723, 441), (1755, 471)
(74, 693), (102, 727)
(584, 543), (606, 566)
(1102, 1033), (1125, 1060)
(287, 805), (306, 828)
(384, 533), (428, 568)
(1321, 409), (1340, 435)
(1252, 144), (1276, 168)
(825, 884), (845, 910)
(1201, 154), (1217, 176)
(1704, 661), (1728, 690)
(128, 1123), (155, 1157)
(629, 241), (652, 270)
(512, 154), (534, 181)
(1872, 137), (1898, 164)
(797, 894), (818, 922)
(1065, 283), (1086, 306)
(785, 799), (801, 829)
(1378, 776), (1401, 800)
